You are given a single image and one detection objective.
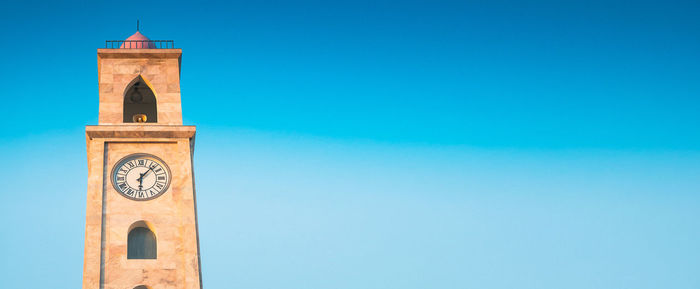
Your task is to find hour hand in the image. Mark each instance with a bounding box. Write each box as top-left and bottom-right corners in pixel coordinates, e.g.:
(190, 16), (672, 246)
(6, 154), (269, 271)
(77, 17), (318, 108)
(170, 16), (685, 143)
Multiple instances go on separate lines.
(137, 172), (146, 189)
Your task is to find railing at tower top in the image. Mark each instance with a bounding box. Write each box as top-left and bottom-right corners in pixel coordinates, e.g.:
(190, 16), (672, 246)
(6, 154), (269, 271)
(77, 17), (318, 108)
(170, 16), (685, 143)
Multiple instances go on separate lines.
(105, 40), (175, 49)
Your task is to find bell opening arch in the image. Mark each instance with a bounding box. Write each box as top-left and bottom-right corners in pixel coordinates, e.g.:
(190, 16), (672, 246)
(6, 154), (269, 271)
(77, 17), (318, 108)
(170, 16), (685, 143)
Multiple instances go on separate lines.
(123, 75), (158, 123)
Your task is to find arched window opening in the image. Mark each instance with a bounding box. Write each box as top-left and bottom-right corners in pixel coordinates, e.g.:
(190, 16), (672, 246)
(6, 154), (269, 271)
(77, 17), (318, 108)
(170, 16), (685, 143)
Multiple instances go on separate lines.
(123, 75), (157, 123)
(134, 286), (150, 289)
(127, 222), (157, 259)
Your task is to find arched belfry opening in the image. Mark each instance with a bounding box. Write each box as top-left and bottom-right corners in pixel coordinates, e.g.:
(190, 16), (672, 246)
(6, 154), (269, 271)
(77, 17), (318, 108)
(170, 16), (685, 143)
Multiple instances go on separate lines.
(123, 75), (157, 123)
(127, 221), (157, 259)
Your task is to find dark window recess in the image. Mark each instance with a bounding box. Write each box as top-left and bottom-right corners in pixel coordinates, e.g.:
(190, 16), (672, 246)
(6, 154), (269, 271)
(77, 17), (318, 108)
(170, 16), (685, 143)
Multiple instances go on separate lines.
(127, 227), (157, 259)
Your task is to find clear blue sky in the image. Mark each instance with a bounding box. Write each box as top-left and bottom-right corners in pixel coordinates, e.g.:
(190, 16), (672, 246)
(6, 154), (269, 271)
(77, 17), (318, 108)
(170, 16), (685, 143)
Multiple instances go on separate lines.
(1, 0), (700, 288)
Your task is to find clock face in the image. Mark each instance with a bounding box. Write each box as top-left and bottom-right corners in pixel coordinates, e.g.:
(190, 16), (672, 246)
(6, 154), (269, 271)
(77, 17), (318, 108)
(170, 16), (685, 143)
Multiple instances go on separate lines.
(111, 153), (171, 201)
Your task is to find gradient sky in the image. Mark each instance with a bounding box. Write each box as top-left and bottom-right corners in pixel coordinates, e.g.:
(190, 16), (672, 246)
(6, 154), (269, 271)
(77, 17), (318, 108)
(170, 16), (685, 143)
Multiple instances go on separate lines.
(1, 0), (700, 288)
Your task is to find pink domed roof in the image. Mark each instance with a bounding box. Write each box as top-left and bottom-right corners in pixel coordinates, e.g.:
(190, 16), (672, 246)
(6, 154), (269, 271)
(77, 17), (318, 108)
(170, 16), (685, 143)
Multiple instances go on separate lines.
(120, 31), (156, 49)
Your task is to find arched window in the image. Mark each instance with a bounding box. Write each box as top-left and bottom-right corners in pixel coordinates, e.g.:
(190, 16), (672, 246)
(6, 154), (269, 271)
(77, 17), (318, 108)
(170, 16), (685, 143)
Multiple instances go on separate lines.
(127, 221), (157, 259)
(123, 75), (157, 123)
(134, 286), (150, 289)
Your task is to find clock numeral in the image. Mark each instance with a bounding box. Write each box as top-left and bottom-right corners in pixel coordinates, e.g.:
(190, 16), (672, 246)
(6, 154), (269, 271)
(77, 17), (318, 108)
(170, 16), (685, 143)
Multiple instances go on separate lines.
(157, 176), (165, 181)
(117, 176), (124, 181)
(119, 168), (128, 174)
(137, 191), (145, 198)
(149, 189), (156, 196)
(154, 168), (162, 173)
(155, 182), (164, 189)
(117, 183), (127, 190)
(126, 161), (135, 168)
(137, 160), (145, 166)
(125, 189), (134, 196)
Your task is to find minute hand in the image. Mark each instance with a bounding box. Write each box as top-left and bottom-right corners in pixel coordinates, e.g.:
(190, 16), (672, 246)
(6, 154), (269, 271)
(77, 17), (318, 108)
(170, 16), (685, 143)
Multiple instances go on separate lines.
(141, 167), (155, 179)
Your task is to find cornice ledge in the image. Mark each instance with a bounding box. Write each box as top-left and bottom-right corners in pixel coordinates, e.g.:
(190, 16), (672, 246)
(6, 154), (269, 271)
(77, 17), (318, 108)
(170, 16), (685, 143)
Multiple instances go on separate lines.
(86, 125), (196, 139)
(97, 49), (182, 59)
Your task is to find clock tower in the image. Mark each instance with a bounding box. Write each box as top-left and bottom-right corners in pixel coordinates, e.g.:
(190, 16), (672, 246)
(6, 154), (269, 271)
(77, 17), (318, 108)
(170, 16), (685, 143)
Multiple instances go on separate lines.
(82, 31), (203, 289)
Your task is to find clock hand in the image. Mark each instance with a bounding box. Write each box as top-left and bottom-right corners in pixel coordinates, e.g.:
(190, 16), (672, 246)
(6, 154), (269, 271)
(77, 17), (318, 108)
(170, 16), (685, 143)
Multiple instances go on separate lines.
(137, 171), (146, 190)
(136, 172), (145, 182)
(137, 167), (155, 191)
(142, 167), (154, 178)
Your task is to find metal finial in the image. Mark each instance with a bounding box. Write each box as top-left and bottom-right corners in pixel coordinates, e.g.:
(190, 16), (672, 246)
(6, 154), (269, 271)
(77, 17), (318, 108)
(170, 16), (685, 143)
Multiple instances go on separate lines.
(137, 20), (140, 31)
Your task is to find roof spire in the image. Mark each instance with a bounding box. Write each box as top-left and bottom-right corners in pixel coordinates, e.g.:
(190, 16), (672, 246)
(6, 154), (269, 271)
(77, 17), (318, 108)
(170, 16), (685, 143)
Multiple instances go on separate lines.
(137, 20), (140, 31)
